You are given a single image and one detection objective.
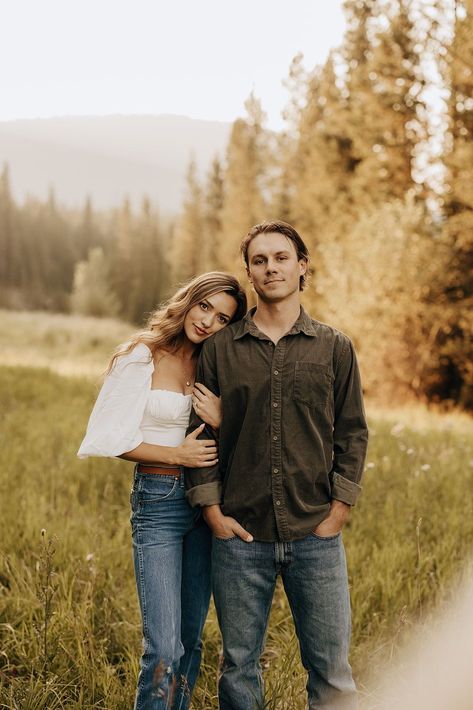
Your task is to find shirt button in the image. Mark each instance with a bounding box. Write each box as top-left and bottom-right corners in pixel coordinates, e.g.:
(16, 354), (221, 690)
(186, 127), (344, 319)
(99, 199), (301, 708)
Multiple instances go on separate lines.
(273, 468), (279, 473)
(273, 435), (278, 441)
(273, 402), (278, 408)
(274, 370), (279, 375)
(276, 500), (281, 506)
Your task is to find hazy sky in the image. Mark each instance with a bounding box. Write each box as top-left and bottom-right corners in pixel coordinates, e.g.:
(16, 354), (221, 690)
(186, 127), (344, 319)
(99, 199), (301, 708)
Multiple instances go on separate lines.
(1, 0), (346, 130)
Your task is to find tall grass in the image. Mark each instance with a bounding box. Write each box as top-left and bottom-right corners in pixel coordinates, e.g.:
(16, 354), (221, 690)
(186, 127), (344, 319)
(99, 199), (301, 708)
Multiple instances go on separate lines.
(0, 309), (132, 378)
(0, 364), (472, 708)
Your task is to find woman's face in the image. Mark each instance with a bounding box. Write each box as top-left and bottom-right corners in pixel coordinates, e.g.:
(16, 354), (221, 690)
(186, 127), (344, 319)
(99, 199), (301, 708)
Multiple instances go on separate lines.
(183, 290), (239, 344)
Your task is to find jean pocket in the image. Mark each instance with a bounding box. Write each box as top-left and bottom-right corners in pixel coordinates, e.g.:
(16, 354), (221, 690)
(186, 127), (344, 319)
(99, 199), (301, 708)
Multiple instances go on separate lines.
(213, 534), (237, 542)
(293, 362), (332, 407)
(137, 478), (179, 504)
(310, 531), (342, 541)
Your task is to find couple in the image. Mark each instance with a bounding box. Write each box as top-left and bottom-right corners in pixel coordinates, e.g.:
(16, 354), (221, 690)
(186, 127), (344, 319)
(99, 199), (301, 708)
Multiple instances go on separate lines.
(78, 220), (368, 710)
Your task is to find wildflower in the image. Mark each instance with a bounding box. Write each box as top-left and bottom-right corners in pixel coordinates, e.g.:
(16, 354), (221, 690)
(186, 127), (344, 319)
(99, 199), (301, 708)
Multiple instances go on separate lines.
(366, 462), (375, 469)
(420, 464), (431, 471)
(390, 423), (405, 437)
(406, 448), (415, 455)
(86, 553), (94, 562)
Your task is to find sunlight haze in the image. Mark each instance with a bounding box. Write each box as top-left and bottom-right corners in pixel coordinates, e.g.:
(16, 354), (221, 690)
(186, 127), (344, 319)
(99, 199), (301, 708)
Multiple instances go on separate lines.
(1, 0), (346, 130)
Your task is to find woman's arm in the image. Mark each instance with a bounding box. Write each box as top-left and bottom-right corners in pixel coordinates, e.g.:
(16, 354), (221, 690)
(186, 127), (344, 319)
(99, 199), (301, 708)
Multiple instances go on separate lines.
(119, 424), (218, 468)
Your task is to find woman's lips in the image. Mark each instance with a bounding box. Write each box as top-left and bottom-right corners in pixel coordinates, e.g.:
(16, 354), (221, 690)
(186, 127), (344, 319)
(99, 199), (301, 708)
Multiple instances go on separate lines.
(194, 324), (209, 336)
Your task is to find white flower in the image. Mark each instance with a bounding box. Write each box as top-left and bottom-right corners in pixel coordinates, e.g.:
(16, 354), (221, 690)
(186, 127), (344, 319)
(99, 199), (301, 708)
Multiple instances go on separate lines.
(86, 553), (94, 562)
(406, 448), (415, 455)
(390, 423), (405, 437)
(420, 464), (431, 471)
(366, 462), (375, 469)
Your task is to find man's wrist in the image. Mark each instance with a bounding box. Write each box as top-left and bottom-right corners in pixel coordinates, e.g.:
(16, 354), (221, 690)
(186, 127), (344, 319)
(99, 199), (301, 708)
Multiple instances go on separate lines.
(330, 499), (350, 522)
(203, 504), (223, 524)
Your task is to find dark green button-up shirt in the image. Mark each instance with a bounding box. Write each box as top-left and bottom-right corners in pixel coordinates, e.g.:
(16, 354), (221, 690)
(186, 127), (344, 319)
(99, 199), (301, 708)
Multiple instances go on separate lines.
(186, 307), (368, 542)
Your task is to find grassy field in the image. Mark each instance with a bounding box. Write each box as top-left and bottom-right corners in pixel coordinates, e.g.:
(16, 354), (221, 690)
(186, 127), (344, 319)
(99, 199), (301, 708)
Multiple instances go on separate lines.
(1, 311), (472, 709)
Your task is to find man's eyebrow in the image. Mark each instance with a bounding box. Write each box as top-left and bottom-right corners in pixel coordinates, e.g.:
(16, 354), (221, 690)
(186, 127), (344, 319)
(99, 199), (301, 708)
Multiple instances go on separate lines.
(250, 249), (291, 259)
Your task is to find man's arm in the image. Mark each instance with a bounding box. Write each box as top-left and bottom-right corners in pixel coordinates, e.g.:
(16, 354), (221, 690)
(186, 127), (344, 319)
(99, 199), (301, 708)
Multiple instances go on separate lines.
(185, 336), (253, 542)
(185, 337), (223, 506)
(331, 337), (369, 504)
(314, 336), (368, 536)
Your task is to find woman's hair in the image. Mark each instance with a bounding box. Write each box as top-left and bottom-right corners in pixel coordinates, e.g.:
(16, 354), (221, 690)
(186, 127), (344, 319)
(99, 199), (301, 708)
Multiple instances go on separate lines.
(106, 271), (247, 374)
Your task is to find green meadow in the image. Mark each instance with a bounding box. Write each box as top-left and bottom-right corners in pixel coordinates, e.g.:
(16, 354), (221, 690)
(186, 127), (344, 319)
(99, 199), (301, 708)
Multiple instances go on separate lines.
(0, 311), (472, 709)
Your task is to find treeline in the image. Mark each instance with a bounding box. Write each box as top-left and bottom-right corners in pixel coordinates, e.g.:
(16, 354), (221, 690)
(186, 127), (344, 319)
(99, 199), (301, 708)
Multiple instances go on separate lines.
(0, 0), (471, 408)
(0, 182), (173, 324)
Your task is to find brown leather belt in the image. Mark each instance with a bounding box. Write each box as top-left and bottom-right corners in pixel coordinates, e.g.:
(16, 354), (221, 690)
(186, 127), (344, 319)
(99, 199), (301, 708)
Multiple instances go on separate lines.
(137, 464), (181, 477)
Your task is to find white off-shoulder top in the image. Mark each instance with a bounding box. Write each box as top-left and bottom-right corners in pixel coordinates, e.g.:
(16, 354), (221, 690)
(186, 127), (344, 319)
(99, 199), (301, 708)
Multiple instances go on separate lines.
(77, 343), (192, 458)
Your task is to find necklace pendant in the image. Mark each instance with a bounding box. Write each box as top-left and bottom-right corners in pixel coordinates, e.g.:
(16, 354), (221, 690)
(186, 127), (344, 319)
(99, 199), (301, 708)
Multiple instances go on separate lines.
(186, 380), (191, 387)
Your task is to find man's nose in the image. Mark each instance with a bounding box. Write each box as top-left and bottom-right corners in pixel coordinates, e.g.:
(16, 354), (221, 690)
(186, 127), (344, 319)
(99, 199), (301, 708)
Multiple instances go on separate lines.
(266, 260), (278, 273)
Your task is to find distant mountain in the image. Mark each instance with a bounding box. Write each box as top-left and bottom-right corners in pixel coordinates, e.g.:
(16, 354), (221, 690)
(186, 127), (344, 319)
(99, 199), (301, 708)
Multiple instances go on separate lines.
(0, 114), (232, 212)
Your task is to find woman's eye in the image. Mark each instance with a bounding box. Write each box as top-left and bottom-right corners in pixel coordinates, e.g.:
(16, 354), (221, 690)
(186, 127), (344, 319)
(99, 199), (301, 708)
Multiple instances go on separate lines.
(218, 316), (228, 324)
(200, 302), (208, 310)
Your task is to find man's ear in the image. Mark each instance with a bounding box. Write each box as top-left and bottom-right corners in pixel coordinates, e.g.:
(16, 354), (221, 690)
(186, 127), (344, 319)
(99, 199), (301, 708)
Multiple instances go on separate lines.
(246, 267), (253, 284)
(299, 259), (307, 276)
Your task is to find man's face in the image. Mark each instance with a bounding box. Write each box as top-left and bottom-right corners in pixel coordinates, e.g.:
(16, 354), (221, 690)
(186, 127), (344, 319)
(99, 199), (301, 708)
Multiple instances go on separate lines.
(246, 232), (307, 303)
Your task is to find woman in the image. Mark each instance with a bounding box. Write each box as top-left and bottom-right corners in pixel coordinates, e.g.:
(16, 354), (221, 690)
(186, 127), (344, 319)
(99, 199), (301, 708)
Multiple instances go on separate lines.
(78, 272), (247, 710)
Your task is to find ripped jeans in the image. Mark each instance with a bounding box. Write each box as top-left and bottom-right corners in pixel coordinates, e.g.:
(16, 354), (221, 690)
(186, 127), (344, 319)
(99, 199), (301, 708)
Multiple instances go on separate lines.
(130, 469), (212, 710)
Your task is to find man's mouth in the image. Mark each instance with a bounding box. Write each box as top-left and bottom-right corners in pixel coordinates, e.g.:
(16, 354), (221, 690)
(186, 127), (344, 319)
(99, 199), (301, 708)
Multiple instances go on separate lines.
(264, 279), (284, 285)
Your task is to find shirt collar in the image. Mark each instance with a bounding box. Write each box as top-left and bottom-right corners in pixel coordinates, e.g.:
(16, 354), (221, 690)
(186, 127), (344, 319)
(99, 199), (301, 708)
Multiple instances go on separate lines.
(233, 306), (318, 340)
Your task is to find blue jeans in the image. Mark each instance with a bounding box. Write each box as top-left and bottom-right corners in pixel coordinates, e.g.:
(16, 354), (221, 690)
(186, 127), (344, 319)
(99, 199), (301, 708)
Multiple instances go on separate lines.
(212, 532), (356, 710)
(130, 470), (212, 710)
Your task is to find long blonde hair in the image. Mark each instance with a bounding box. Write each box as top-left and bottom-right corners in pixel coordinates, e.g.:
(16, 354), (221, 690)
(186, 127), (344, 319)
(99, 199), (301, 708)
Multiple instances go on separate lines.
(106, 272), (247, 374)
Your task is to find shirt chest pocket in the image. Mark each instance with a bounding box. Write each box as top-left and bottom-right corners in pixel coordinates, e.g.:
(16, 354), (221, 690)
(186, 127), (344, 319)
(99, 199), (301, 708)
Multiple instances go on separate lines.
(293, 362), (333, 407)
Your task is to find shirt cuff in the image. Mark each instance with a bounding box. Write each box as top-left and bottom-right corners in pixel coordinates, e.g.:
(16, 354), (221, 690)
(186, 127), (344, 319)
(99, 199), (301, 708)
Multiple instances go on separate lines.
(186, 481), (222, 508)
(331, 472), (362, 506)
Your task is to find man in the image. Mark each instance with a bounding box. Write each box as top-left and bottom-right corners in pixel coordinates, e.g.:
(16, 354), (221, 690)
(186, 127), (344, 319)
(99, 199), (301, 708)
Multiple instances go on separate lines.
(186, 220), (368, 709)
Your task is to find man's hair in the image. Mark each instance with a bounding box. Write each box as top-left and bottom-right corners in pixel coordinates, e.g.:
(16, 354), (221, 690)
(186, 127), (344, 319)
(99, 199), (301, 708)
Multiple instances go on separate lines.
(240, 220), (310, 291)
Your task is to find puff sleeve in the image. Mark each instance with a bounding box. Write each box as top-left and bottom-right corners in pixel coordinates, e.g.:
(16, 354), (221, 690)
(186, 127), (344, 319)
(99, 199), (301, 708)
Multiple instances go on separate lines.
(77, 343), (154, 458)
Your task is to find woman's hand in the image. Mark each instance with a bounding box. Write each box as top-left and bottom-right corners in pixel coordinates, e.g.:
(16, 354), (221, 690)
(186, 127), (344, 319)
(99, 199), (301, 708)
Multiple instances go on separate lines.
(176, 423), (218, 468)
(192, 383), (222, 430)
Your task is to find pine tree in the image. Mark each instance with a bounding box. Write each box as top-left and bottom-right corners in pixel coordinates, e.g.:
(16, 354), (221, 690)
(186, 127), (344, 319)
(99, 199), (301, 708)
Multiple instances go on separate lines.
(217, 94), (267, 277)
(343, 0), (426, 207)
(127, 197), (167, 323)
(430, 0), (473, 407)
(170, 159), (205, 284)
(0, 163), (14, 294)
(71, 246), (120, 318)
(204, 157), (224, 271)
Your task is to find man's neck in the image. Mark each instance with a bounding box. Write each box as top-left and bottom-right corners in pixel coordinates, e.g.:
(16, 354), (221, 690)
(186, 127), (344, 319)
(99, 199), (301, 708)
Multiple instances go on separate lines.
(252, 297), (301, 344)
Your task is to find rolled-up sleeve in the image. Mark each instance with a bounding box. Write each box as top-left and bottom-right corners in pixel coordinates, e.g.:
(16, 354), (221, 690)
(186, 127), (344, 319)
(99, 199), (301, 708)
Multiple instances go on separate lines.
(331, 337), (369, 505)
(77, 343), (153, 458)
(185, 337), (222, 507)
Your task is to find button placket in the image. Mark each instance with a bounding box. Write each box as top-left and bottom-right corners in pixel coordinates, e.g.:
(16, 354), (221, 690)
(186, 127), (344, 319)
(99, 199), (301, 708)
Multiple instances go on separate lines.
(270, 339), (287, 537)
